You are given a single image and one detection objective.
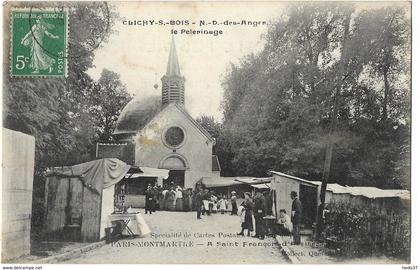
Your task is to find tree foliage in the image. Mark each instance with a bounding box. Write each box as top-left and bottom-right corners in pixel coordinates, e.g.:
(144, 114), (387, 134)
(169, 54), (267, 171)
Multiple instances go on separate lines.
(3, 2), (131, 172)
(196, 115), (236, 176)
(218, 3), (410, 188)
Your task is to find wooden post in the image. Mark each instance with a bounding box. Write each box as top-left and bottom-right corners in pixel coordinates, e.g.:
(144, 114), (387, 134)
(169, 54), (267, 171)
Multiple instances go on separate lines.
(316, 14), (351, 241)
(43, 177), (50, 231)
(273, 189), (278, 219)
(65, 178), (72, 225)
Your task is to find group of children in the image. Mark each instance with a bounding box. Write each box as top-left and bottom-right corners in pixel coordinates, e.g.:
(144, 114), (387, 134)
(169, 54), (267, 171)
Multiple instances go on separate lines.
(206, 194), (229, 214)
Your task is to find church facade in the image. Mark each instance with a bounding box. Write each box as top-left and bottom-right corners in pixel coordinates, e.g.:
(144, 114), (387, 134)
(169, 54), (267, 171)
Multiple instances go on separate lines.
(112, 37), (218, 189)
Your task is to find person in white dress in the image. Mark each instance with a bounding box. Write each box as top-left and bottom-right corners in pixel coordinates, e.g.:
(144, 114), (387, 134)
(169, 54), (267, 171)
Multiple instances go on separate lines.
(175, 187), (183, 211)
(219, 196), (228, 214)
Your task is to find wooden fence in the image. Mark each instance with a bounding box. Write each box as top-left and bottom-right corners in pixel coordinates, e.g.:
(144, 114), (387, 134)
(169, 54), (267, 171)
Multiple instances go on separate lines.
(324, 200), (410, 259)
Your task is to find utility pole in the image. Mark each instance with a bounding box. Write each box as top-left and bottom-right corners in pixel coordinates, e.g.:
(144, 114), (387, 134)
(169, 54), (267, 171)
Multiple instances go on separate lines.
(315, 14), (351, 240)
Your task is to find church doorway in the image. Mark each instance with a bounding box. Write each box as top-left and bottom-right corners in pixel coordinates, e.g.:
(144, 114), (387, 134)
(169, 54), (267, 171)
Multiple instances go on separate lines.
(164, 170), (185, 187)
(159, 154), (188, 188)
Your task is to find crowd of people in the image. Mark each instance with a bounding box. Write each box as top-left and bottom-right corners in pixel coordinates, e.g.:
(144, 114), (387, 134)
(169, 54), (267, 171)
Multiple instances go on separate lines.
(192, 188), (240, 219)
(143, 183), (302, 244)
(144, 184), (194, 213)
(143, 183), (239, 214)
(236, 190), (302, 243)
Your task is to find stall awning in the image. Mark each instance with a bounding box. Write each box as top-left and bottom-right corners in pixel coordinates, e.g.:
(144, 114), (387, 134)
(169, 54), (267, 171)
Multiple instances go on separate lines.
(251, 183), (271, 189)
(202, 177), (240, 188)
(343, 186), (410, 200)
(47, 158), (132, 193)
(234, 176), (273, 185)
(270, 170), (410, 200)
(126, 167), (169, 179)
(202, 176), (273, 188)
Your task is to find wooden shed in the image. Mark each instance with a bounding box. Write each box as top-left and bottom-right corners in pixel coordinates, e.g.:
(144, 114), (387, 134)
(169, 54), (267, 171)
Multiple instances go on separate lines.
(269, 171), (410, 230)
(269, 171), (319, 227)
(43, 158), (133, 242)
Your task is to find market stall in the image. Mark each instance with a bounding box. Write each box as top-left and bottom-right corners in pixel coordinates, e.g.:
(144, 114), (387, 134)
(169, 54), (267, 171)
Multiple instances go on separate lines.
(43, 158), (160, 242)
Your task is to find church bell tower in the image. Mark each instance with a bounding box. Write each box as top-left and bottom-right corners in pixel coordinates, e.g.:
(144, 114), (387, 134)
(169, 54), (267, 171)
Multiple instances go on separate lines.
(161, 36), (185, 105)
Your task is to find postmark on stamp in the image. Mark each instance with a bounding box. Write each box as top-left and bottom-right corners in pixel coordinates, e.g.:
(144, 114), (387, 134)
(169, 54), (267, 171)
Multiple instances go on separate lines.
(10, 8), (68, 77)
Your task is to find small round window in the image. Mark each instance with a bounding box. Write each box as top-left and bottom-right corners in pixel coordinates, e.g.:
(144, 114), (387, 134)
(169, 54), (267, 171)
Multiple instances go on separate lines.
(164, 126), (185, 147)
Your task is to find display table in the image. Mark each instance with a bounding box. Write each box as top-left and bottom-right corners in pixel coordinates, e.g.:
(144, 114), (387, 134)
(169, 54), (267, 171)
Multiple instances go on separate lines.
(108, 213), (151, 237)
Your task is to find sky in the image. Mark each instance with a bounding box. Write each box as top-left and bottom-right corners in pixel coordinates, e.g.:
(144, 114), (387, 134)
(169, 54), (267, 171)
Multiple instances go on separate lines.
(87, 2), (287, 121)
(87, 1), (409, 121)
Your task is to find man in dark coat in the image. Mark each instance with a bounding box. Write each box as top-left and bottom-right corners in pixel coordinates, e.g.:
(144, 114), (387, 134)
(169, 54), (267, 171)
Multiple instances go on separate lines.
(194, 188), (203, 219)
(230, 191), (238, 215)
(152, 184), (159, 211)
(253, 191), (266, 239)
(182, 189), (190, 212)
(290, 191), (302, 244)
(145, 185), (154, 214)
(263, 190), (273, 216)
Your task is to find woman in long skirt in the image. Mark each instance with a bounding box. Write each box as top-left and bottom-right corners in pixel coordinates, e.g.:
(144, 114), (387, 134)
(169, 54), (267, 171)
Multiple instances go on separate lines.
(188, 189), (193, 211)
(167, 188), (176, 211)
(162, 188), (169, 211)
(237, 192), (253, 236)
(182, 189), (190, 211)
(230, 191), (238, 215)
(175, 187), (183, 211)
(219, 196), (227, 214)
(159, 188), (165, 211)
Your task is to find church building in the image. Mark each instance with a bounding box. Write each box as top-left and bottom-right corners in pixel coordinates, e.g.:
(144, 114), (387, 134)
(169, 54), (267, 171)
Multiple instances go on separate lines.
(111, 37), (220, 189)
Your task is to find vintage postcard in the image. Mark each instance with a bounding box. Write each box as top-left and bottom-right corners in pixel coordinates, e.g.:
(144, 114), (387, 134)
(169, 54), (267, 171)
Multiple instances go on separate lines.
(1, 0), (413, 266)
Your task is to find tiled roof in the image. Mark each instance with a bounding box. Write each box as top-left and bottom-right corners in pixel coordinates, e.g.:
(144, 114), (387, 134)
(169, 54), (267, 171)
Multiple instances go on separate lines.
(113, 95), (161, 135)
(96, 143), (135, 165)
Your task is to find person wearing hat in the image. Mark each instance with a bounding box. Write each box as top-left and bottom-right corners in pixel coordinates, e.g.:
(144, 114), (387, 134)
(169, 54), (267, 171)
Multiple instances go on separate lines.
(237, 192), (254, 236)
(145, 184), (154, 214)
(253, 190), (266, 240)
(194, 186), (204, 219)
(230, 191), (238, 215)
(290, 191), (302, 244)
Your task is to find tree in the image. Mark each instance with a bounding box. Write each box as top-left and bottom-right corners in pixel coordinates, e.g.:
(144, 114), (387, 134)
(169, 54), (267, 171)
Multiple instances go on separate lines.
(196, 115), (222, 139)
(3, 2), (131, 236)
(90, 69), (131, 142)
(354, 7), (410, 122)
(219, 2), (410, 189)
(196, 116), (236, 176)
(3, 2), (123, 170)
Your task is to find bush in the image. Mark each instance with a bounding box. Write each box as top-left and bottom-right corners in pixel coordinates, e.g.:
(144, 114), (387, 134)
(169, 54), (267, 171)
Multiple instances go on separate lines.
(323, 201), (410, 260)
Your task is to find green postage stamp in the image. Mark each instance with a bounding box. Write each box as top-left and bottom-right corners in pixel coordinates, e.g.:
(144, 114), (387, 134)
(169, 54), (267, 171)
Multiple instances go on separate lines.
(10, 8), (68, 77)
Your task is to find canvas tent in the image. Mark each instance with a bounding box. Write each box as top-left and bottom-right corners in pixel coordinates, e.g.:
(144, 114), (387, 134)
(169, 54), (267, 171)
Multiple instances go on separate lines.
(43, 158), (151, 242)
